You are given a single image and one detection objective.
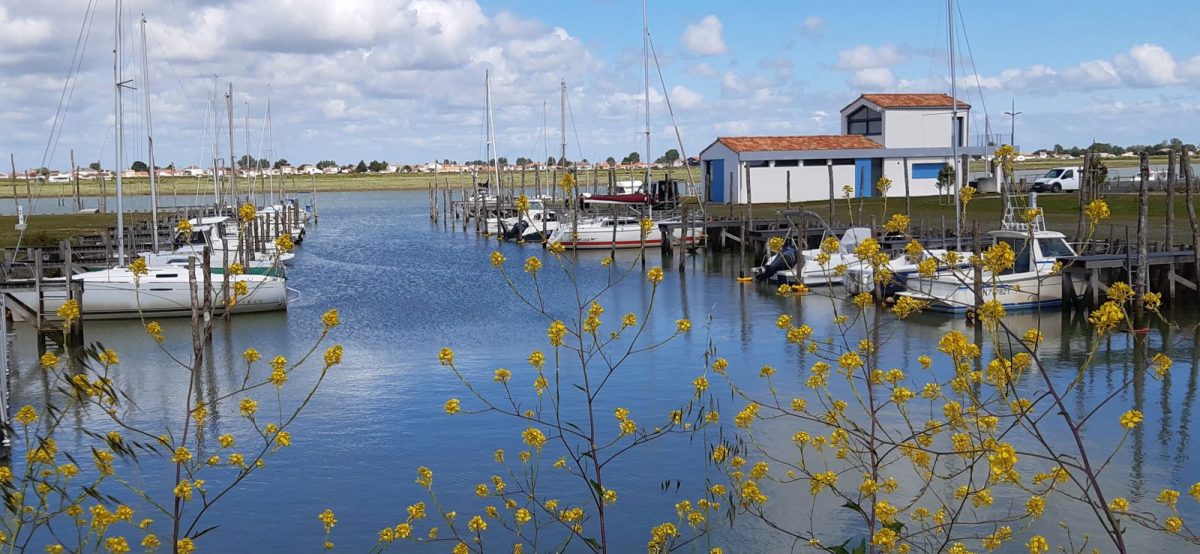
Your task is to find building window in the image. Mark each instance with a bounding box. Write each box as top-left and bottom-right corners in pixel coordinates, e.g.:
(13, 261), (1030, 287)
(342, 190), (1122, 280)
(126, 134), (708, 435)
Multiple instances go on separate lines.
(774, 160), (799, 167)
(746, 161), (769, 168)
(802, 159), (826, 167)
(847, 106), (882, 135)
(911, 163), (944, 179)
(831, 159), (855, 166)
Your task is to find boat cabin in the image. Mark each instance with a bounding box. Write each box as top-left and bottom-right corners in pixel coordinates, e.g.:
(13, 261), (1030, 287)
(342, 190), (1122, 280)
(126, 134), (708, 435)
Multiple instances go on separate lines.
(988, 229), (1075, 273)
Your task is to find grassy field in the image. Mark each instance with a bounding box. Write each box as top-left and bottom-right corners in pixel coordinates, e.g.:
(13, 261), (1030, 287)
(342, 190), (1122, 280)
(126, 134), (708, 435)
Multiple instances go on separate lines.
(969, 155), (1178, 172)
(1, 168), (690, 199)
(734, 192), (1193, 245)
(0, 212), (155, 248)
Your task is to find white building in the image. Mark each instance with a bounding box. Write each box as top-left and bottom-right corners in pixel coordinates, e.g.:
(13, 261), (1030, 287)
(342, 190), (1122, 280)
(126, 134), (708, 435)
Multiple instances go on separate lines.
(698, 93), (988, 204)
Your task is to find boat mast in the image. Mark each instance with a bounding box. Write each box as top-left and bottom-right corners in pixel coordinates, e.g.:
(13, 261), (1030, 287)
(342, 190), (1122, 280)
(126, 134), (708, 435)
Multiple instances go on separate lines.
(211, 74), (221, 206)
(266, 84), (275, 206)
(559, 79), (566, 170)
(948, 0), (961, 250)
(139, 14), (158, 251)
(485, 70), (500, 191)
(114, 0), (127, 266)
(226, 82), (237, 204)
(642, 0), (650, 190)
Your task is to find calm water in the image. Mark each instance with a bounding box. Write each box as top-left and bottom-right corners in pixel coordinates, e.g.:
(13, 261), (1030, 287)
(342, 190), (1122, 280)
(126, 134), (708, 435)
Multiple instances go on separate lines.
(9, 190), (1200, 552)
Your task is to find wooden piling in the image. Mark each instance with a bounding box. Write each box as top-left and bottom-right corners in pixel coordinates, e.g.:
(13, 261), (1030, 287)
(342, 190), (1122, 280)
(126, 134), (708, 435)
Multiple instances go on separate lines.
(972, 221), (983, 312)
(1135, 151), (1149, 325)
(1183, 149), (1199, 292)
(902, 157), (911, 217)
(1167, 150), (1177, 247)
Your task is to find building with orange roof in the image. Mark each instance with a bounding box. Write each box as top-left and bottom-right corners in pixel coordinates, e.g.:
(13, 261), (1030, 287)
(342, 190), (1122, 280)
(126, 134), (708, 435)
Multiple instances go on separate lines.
(698, 93), (989, 204)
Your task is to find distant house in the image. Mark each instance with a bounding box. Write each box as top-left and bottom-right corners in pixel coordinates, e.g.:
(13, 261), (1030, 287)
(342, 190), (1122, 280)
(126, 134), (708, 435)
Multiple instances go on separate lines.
(322, 167), (340, 175)
(298, 165), (320, 175)
(698, 93), (986, 204)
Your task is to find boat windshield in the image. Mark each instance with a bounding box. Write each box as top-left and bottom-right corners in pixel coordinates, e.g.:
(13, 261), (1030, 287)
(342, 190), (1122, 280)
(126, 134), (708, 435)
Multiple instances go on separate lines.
(1037, 238), (1075, 259)
(1043, 169), (1064, 179)
(997, 238), (1032, 274)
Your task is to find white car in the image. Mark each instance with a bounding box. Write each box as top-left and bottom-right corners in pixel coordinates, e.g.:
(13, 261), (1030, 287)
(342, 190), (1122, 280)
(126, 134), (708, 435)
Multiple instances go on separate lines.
(1031, 167), (1081, 192)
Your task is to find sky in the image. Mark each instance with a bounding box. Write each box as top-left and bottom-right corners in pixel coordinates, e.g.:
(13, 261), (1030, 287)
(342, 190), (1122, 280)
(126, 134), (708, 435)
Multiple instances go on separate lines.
(2, 0), (1200, 172)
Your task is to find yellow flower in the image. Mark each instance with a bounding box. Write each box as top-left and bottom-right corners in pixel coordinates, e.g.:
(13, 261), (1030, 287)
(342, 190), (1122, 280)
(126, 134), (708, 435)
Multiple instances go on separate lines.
(239, 398), (258, 418)
(274, 234), (294, 252)
(1089, 301), (1125, 335)
(128, 257), (148, 278)
(490, 251), (506, 268)
(647, 266), (664, 285)
(640, 218), (654, 236)
(176, 538), (195, 554)
(1084, 199), (1111, 225)
(891, 296), (927, 319)
(547, 241), (565, 254)
(57, 299), (81, 325)
(493, 368), (512, 383)
(318, 508), (337, 533)
(1119, 409), (1143, 430)
(982, 241), (1015, 273)
(467, 515), (487, 532)
(676, 318), (691, 333)
(522, 427), (547, 450)
(438, 347), (454, 365)
(1165, 515), (1183, 533)
(173, 480), (193, 501)
(515, 194), (530, 212)
(547, 320), (568, 346)
(170, 446), (192, 464)
(104, 537), (131, 554)
(144, 321), (164, 343)
(1026, 495), (1045, 518)
(321, 309), (340, 328)
(524, 256), (542, 274)
(768, 236), (785, 252)
(238, 203), (256, 222)
(243, 348), (262, 363)
(1108, 497), (1129, 511)
(883, 213), (910, 234)
(1157, 488), (1181, 508)
(15, 405), (38, 426)
(1027, 535), (1049, 554)
(444, 399), (461, 414)
(324, 344), (344, 367)
(98, 348), (120, 365)
(228, 262), (245, 275)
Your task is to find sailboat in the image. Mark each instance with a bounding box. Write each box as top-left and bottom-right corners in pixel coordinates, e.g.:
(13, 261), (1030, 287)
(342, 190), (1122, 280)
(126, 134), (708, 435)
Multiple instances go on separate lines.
(16, 3), (289, 320)
(548, 2), (704, 250)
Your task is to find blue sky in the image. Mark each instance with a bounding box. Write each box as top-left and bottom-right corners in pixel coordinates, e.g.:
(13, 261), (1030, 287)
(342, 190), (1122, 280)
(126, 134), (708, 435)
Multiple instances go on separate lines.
(2, 0), (1199, 171)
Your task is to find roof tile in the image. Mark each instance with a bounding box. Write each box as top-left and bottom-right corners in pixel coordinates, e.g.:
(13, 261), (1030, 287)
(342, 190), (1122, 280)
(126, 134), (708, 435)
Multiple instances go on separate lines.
(859, 93), (970, 109)
(717, 135), (881, 153)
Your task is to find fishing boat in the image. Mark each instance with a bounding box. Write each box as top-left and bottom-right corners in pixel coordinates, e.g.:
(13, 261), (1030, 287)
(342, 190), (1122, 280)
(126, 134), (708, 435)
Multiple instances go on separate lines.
(896, 201), (1083, 313)
(842, 248), (952, 295)
(763, 227), (872, 286)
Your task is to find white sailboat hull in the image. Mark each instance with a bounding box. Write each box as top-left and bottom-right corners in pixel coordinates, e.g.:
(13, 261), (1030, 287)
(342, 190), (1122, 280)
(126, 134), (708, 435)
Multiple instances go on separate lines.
(9, 268), (288, 321)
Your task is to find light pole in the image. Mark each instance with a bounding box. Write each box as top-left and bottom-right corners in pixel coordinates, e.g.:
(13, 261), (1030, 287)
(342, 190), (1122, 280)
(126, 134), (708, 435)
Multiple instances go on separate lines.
(1003, 98), (1022, 149)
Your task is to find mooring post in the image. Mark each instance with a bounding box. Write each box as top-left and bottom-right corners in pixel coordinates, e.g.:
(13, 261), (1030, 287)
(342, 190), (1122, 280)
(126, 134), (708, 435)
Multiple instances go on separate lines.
(1183, 149), (1199, 298)
(1167, 150), (1177, 248)
(972, 220), (983, 312)
(1135, 151), (1149, 325)
(826, 160), (835, 224)
(785, 171), (792, 209)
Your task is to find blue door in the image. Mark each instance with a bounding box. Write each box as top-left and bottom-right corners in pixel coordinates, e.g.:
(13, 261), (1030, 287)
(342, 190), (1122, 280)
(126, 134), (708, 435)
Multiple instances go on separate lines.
(709, 159), (725, 203)
(855, 158), (872, 198)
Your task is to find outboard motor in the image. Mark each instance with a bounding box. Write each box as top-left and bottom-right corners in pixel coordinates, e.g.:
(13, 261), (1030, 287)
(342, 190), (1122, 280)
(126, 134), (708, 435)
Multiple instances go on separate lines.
(503, 220), (529, 241)
(755, 244), (797, 282)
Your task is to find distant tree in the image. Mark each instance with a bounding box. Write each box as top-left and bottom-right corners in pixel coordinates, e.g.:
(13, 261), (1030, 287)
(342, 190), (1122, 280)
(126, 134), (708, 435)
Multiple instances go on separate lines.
(367, 160), (388, 172)
(546, 156), (556, 166)
(442, 158), (451, 165)
(514, 157), (532, 167)
(355, 160), (368, 173)
(89, 162), (102, 171)
(936, 164), (955, 205)
(656, 149), (680, 164)
(274, 159), (289, 169)
(497, 157), (509, 167)
(402, 165), (413, 173)
(237, 154), (256, 169)
(37, 167), (50, 177)
(621, 152), (641, 165)
(316, 160), (337, 169)
(258, 158), (270, 169)
(605, 156), (616, 166)
(166, 163), (176, 170)
(131, 161), (148, 172)
(1053, 144), (1064, 154)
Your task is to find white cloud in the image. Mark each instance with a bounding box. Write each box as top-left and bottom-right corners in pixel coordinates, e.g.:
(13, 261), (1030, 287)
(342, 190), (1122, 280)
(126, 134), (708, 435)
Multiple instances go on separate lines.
(1113, 44), (1180, 86)
(835, 44), (904, 71)
(800, 16), (825, 36)
(670, 85), (704, 110)
(0, 6), (52, 50)
(851, 67), (895, 88)
(681, 15), (728, 56)
(687, 62), (718, 78)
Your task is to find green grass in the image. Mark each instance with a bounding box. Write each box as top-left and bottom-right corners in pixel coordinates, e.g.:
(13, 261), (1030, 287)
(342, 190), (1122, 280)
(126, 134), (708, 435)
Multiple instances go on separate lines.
(969, 155), (1176, 172)
(0, 213), (155, 248)
(1, 168), (691, 199)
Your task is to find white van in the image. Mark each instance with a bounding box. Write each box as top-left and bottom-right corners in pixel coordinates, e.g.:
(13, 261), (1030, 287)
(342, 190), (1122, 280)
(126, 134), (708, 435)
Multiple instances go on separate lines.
(1031, 167), (1081, 193)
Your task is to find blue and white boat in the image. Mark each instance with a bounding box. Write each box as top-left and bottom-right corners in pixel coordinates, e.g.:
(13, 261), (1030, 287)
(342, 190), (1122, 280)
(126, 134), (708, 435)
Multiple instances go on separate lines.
(896, 204), (1084, 313)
